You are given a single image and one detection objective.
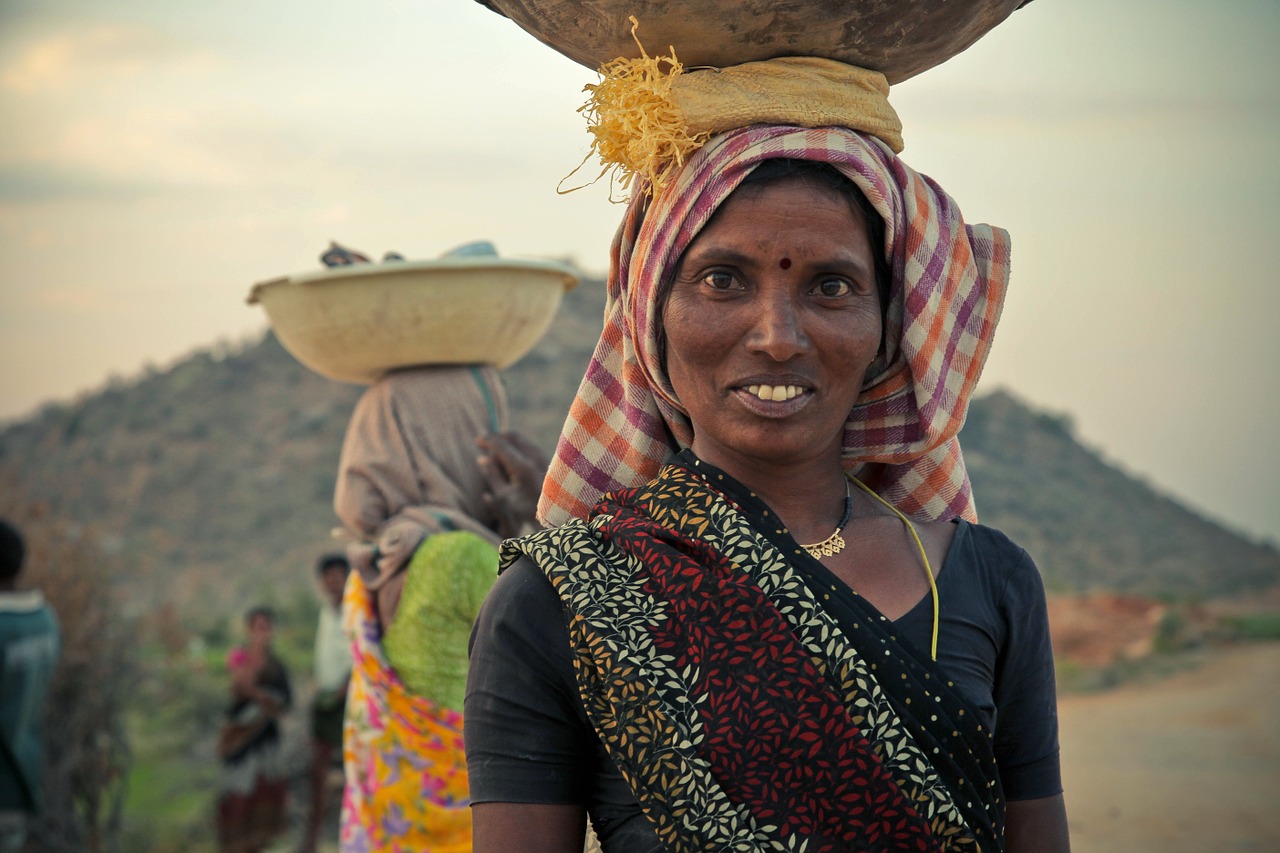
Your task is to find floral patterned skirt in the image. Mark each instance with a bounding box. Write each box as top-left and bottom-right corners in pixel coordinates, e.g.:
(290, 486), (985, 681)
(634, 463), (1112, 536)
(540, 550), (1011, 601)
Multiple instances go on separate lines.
(340, 573), (471, 853)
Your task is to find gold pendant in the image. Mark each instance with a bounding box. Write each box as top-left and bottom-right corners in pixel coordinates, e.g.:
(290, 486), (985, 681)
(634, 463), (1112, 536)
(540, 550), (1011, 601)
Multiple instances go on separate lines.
(802, 531), (846, 560)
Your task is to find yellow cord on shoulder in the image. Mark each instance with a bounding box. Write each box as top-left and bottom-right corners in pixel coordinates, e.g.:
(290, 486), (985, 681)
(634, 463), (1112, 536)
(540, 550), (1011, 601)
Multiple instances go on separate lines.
(848, 476), (941, 661)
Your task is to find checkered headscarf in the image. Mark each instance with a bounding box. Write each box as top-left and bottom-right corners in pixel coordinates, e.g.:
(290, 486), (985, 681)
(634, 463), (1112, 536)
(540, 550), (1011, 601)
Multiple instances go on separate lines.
(538, 124), (1009, 526)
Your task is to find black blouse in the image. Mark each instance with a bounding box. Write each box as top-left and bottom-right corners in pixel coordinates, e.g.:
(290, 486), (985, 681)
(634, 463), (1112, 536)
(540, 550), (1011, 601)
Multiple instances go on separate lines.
(465, 519), (1061, 851)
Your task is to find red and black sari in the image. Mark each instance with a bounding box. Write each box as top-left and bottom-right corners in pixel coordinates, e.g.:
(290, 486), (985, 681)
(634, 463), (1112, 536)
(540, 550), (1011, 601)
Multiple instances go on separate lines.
(504, 451), (1004, 852)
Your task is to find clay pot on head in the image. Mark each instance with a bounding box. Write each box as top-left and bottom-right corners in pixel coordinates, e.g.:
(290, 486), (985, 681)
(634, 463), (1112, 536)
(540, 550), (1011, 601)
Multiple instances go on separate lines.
(474, 0), (1033, 84)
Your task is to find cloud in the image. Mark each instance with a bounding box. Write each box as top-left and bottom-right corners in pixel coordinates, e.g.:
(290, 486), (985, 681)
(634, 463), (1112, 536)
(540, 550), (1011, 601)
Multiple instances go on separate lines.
(0, 22), (237, 198)
(28, 287), (109, 311)
(895, 88), (1277, 134)
(0, 115), (253, 204)
(0, 25), (198, 94)
(0, 163), (162, 203)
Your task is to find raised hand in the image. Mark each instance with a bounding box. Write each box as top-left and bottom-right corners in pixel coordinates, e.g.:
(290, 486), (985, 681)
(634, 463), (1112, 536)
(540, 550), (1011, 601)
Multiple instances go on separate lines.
(476, 432), (549, 539)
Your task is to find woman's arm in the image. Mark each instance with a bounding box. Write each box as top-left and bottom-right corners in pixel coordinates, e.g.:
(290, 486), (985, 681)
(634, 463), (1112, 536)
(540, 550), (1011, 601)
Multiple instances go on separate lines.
(216, 716), (272, 759)
(467, 563), (598, 848)
(990, 544), (1069, 850)
(1006, 794), (1070, 853)
(476, 431), (549, 539)
(472, 803), (586, 853)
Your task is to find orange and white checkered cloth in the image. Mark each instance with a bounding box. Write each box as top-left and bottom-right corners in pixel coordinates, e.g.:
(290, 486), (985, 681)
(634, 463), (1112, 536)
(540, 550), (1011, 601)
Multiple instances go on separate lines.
(538, 125), (1009, 526)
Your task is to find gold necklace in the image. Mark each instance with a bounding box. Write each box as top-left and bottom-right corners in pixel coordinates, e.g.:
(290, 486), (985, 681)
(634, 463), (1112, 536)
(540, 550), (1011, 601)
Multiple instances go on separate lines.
(800, 480), (853, 560)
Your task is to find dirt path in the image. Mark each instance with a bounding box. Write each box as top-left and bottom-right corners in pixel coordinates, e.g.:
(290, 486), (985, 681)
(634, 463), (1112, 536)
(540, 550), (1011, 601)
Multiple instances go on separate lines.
(1059, 642), (1280, 852)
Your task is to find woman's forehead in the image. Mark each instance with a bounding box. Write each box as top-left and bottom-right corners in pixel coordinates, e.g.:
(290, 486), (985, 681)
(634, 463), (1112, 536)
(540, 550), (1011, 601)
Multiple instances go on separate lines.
(688, 177), (870, 249)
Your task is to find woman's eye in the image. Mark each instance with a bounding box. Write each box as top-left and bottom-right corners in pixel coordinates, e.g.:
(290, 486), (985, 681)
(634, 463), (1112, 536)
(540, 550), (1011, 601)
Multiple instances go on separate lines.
(814, 277), (853, 297)
(702, 270), (738, 290)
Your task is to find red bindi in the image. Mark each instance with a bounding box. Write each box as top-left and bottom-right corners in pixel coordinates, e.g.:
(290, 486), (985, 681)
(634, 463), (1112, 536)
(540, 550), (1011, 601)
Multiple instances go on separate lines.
(779, 257), (792, 269)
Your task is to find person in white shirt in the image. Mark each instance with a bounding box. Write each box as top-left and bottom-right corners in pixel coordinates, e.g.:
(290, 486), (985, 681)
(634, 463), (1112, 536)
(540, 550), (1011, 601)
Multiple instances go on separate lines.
(300, 554), (352, 853)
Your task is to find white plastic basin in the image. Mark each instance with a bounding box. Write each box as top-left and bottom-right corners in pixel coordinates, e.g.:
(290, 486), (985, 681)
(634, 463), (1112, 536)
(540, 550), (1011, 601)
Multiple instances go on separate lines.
(247, 256), (579, 383)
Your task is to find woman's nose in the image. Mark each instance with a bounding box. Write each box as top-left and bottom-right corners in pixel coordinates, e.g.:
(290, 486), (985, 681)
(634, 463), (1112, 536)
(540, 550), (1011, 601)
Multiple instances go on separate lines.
(747, 293), (809, 361)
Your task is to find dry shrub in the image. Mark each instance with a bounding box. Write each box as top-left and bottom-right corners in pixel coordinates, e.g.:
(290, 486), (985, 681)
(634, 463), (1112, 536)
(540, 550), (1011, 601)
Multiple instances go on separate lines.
(1, 472), (135, 853)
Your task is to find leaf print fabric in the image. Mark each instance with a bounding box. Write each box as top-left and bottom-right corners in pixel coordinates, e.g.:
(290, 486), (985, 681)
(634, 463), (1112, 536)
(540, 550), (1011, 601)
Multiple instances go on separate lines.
(503, 451), (1004, 852)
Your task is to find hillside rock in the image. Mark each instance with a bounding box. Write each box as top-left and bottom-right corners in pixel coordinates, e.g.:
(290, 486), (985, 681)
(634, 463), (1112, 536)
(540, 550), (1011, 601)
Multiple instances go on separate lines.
(960, 391), (1279, 595)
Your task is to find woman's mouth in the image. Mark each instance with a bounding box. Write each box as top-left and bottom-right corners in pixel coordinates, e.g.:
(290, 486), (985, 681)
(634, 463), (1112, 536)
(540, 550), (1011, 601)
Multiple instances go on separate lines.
(744, 384), (804, 402)
(733, 382), (813, 416)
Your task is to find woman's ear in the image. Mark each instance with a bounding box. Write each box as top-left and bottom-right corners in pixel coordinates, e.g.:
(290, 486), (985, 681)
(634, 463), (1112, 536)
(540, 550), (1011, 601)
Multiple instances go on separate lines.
(653, 300), (670, 382)
(862, 343), (888, 388)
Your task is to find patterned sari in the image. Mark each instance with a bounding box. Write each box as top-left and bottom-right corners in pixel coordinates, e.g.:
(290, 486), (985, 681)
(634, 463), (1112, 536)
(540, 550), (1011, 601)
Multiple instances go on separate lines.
(505, 451), (1003, 852)
(339, 572), (472, 853)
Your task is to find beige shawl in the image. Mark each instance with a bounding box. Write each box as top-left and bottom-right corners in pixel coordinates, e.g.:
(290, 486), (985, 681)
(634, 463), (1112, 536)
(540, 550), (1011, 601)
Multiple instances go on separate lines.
(333, 365), (509, 592)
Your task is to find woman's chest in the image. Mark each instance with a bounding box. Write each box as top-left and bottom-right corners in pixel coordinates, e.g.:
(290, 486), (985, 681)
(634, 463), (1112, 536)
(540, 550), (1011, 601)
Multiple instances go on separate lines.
(822, 517), (956, 621)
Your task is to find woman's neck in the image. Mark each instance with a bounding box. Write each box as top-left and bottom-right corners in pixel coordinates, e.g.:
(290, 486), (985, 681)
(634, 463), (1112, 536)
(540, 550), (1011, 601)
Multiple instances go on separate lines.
(688, 447), (851, 544)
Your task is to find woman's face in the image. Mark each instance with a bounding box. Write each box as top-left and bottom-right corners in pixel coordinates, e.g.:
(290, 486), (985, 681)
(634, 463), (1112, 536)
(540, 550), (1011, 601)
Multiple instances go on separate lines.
(247, 613), (274, 649)
(662, 175), (882, 477)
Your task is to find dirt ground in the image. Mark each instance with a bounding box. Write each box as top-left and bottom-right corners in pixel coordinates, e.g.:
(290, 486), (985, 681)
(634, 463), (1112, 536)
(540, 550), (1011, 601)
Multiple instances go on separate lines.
(1059, 642), (1280, 852)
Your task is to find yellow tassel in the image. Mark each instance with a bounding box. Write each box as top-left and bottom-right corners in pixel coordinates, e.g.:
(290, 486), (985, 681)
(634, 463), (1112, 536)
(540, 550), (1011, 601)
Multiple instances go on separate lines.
(565, 16), (710, 197)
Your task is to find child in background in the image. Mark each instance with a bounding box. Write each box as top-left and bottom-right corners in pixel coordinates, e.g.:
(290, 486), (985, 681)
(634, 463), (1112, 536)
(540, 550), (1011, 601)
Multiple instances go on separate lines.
(216, 606), (291, 853)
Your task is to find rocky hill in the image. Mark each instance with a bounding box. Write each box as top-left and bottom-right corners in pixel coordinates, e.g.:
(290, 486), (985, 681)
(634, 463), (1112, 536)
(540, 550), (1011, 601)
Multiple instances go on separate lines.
(961, 391), (1278, 594)
(1, 271), (1275, 617)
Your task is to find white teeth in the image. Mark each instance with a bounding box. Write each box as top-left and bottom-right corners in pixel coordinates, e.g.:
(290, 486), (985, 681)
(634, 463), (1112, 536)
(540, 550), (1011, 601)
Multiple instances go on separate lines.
(746, 384), (802, 401)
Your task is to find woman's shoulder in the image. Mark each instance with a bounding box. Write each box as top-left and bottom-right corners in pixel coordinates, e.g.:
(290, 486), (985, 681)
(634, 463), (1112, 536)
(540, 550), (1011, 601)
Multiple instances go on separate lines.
(953, 518), (1029, 557)
(501, 516), (600, 560)
(944, 519), (1044, 595)
(492, 553), (558, 603)
(468, 553), (580, 711)
(474, 554), (569, 648)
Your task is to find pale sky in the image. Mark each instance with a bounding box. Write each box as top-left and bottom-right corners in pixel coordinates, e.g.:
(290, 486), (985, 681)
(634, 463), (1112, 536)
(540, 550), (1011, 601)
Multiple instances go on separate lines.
(1, 0), (1278, 545)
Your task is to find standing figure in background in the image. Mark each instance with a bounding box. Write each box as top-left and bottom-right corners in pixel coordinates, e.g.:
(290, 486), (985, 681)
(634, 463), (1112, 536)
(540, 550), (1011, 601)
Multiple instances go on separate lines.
(301, 554), (352, 853)
(216, 606), (292, 853)
(332, 364), (544, 853)
(0, 518), (60, 853)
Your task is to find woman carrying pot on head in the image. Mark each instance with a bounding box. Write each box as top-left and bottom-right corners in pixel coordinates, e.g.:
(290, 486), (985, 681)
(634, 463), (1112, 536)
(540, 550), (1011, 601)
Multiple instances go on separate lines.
(333, 365), (547, 852)
(464, 56), (1070, 853)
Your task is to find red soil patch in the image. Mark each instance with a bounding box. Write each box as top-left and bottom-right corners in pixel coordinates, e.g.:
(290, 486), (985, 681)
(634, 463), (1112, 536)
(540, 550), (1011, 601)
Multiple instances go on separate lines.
(1047, 593), (1166, 668)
